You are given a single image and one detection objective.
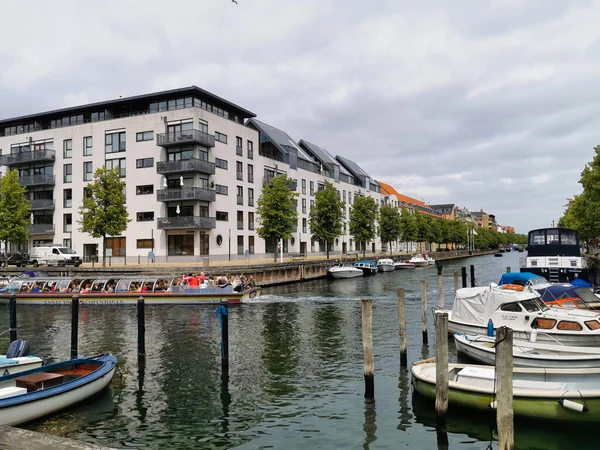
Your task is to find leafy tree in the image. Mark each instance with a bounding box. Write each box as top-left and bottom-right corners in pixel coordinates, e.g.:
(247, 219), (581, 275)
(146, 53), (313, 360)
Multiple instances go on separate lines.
(349, 195), (379, 257)
(309, 181), (343, 259)
(399, 208), (418, 250)
(0, 169), (30, 252)
(429, 218), (443, 250)
(379, 205), (402, 254)
(414, 212), (431, 252)
(256, 174), (299, 261)
(79, 166), (131, 267)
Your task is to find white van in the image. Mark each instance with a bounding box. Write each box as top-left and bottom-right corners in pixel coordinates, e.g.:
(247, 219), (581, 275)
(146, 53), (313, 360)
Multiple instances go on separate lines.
(30, 245), (82, 267)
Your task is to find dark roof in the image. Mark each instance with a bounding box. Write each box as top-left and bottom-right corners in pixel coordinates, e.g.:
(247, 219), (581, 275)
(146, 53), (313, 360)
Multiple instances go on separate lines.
(0, 85), (256, 126)
(298, 140), (338, 170)
(247, 119), (312, 161)
(335, 155), (370, 181)
(430, 204), (456, 211)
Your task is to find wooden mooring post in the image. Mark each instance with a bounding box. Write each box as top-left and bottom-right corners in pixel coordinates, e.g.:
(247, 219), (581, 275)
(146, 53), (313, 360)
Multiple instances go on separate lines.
(506, 266), (511, 273)
(137, 296), (146, 357)
(496, 326), (514, 450)
(361, 298), (375, 400)
(435, 312), (449, 421)
(397, 288), (407, 366)
(461, 267), (467, 288)
(216, 305), (229, 374)
(70, 295), (79, 359)
(436, 264), (444, 308)
(453, 271), (459, 295)
(8, 295), (17, 343)
(420, 280), (428, 344)
(470, 265), (476, 287)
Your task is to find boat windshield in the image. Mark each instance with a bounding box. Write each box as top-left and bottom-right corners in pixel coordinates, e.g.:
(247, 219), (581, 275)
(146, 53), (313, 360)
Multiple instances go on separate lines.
(574, 287), (599, 303)
(520, 298), (549, 312)
(528, 277), (549, 287)
(6, 280), (23, 293)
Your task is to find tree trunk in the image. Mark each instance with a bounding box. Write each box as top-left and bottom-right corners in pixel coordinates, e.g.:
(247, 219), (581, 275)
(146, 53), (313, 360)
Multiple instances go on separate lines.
(102, 233), (107, 268)
(326, 240), (329, 260)
(362, 242), (366, 258)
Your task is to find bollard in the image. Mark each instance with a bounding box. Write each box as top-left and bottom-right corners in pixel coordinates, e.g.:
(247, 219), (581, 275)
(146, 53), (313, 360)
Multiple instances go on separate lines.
(70, 295), (79, 359)
(137, 296), (146, 357)
(361, 298), (375, 400)
(420, 280), (428, 344)
(435, 312), (449, 421)
(8, 295), (17, 343)
(138, 255), (141, 265)
(215, 305), (229, 374)
(506, 266), (511, 273)
(461, 267), (467, 288)
(397, 288), (407, 366)
(437, 264), (444, 308)
(470, 265), (476, 287)
(496, 326), (514, 450)
(453, 271), (459, 295)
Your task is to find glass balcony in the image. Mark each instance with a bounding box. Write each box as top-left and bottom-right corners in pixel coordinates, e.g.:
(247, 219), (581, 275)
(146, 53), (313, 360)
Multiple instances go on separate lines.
(156, 129), (215, 148)
(156, 158), (216, 175)
(30, 224), (55, 235)
(29, 199), (55, 210)
(157, 216), (216, 230)
(156, 187), (216, 202)
(0, 150), (55, 166)
(263, 176), (297, 191)
(19, 174), (55, 186)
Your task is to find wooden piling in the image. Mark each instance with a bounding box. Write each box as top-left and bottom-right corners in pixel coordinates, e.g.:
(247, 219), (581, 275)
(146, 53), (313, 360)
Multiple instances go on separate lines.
(436, 264), (444, 308)
(506, 266), (511, 273)
(435, 312), (449, 420)
(420, 280), (428, 343)
(397, 288), (407, 366)
(453, 272), (459, 295)
(8, 295), (17, 343)
(70, 295), (79, 359)
(470, 265), (476, 287)
(361, 298), (375, 400)
(461, 267), (467, 288)
(496, 326), (514, 450)
(216, 305), (229, 374)
(137, 296), (146, 357)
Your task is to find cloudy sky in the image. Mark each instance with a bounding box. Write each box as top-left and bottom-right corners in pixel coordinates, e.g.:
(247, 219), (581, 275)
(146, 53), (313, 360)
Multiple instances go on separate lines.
(2, 0), (600, 233)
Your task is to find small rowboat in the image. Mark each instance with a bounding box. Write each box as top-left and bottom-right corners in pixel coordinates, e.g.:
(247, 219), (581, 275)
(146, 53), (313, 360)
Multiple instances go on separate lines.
(0, 354), (117, 426)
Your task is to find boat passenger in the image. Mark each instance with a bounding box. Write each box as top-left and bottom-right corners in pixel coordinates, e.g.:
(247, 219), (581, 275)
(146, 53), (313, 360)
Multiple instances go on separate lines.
(247, 276), (256, 288)
(188, 275), (200, 288)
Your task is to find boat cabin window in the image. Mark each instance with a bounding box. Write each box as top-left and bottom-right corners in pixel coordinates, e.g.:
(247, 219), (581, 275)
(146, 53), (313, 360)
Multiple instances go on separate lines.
(532, 318), (557, 329)
(556, 321), (583, 331)
(585, 320), (600, 330)
(500, 303), (522, 312)
(142, 280), (155, 292)
(574, 288), (599, 303)
(6, 280), (23, 293)
(116, 280), (130, 293)
(91, 280), (107, 292)
(129, 281), (144, 292)
(546, 229), (559, 245)
(154, 279), (170, 292)
(55, 280), (70, 293)
(520, 298), (548, 313)
(561, 230), (577, 245)
(529, 230), (546, 245)
(68, 279), (82, 292)
(44, 281), (57, 293)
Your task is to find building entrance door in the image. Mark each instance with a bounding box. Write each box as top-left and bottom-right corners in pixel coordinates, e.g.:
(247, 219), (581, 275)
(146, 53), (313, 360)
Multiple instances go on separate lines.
(83, 244), (98, 263)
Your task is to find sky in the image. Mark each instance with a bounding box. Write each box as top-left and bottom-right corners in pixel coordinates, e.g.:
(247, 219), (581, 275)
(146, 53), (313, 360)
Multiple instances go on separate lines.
(2, 0), (600, 233)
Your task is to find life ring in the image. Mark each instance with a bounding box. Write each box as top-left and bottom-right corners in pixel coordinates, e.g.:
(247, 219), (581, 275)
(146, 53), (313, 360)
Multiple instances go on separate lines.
(501, 284), (524, 291)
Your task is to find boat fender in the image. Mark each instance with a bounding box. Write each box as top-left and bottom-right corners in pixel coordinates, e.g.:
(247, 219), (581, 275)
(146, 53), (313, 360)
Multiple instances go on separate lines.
(501, 284), (524, 291)
(6, 339), (30, 358)
(558, 399), (588, 413)
(529, 329), (538, 343)
(489, 400), (497, 410)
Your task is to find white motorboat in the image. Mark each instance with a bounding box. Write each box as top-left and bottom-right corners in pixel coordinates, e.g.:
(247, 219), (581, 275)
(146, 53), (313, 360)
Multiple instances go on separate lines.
(437, 284), (600, 347)
(423, 254), (436, 265)
(376, 259), (395, 272)
(354, 261), (378, 275)
(327, 264), (363, 279)
(0, 355), (43, 376)
(454, 333), (600, 369)
(394, 260), (416, 270)
(409, 254), (429, 267)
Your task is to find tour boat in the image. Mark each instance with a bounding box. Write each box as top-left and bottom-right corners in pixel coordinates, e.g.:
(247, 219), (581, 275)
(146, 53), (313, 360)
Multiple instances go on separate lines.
(327, 264), (364, 279)
(0, 354), (117, 426)
(454, 333), (600, 369)
(412, 360), (600, 422)
(376, 259), (395, 272)
(437, 284), (600, 347)
(394, 260), (416, 270)
(0, 276), (261, 305)
(354, 261), (378, 275)
(409, 254), (429, 267)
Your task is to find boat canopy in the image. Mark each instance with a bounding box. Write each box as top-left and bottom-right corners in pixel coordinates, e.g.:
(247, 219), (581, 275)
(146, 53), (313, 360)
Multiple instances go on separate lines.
(536, 285), (599, 304)
(498, 272), (547, 287)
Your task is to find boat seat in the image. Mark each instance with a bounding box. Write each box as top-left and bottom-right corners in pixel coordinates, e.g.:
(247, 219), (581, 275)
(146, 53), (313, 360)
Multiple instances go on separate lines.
(0, 386), (27, 399)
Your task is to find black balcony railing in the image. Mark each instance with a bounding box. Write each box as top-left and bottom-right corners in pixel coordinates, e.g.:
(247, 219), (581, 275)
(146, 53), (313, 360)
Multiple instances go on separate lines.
(19, 174), (55, 186)
(157, 216), (217, 230)
(29, 199), (55, 210)
(262, 176), (297, 191)
(0, 150), (55, 166)
(156, 187), (216, 202)
(30, 224), (55, 235)
(156, 129), (216, 148)
(156, 158), (216, 175)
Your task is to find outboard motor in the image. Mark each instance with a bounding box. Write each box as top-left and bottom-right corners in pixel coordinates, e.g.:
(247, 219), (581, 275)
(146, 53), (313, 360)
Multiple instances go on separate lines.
(6, 339), (30, 358)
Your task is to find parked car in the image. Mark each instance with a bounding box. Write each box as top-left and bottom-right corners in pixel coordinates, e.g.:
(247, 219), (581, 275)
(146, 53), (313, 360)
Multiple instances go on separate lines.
(0, 252), (30, 267)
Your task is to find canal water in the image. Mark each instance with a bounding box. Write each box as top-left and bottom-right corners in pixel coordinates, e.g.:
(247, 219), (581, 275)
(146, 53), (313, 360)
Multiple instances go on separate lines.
(1, 252), (595, 449)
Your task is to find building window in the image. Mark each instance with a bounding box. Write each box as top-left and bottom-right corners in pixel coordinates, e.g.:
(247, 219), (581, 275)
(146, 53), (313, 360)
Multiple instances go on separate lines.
(216, 211), (228, 221)
(302, 198), (307, 214)
(302, 218), (307, 233)
(236, 136), (242, 156)
(137, 239), (154, 249)
(236, 161), (243, 180)
(248, 212), (254, 230)
(84, 162), (93, 181)
(64, 189), (72, 208)
(216, 235), (223, 247)
(302, 179), (306, 194)
(237, 186), (243, 205)
(215, 158), (228, 170)
(237, 211), (243, 230)
(136, 157), (154, 168)
(199, 119), (208, 134)
(91, 112), (105, 122)
(106, 237), (126, 257)
(105, 131), (126, 154)
(168, 235), (193, 256)
(136, 131), (154, 142)
(310, 181), (314, 196)
(63, 238), (72, 248)
(63, 139), (72, 159)
(310, 200), (315, 210)
(63, 213), (72, 233)
(106, 158), (126, 177)
(136, 211), (155, 222)
(348, 192), (352, 204)
(237, 235), (244, 254)
(247, 140), (253, 159)
(83, 136), (93, 156)
(63, 164), (72, 183)
(215, 132), (227, 144)
(249, 236), (255, 254)
(216, 184), (228, 195)
(248, 188), (254, 207)
(343, 190), (346, 202)
(248, 164), (254, 183)
(136, 185), (154, 195)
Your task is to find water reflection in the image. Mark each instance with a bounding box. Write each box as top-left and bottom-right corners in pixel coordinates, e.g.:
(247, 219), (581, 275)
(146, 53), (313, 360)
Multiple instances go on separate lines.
(136, 356), (147, 424)
(397, 367), (412, 431)
(363, 400), (377, 449)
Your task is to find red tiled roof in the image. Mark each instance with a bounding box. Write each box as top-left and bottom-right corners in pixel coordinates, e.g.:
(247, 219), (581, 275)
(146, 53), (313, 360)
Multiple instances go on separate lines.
(376, 181), (444, 219)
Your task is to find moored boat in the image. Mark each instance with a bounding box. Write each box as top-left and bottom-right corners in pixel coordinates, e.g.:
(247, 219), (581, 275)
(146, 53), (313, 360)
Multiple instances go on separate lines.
(0, 354), (117, 426)
(354, 261), (378, 275)
(0, 340), (44, 376)
(409, 254), (429, 267)
(376, 259), (395, 272)
(327, 264), (363, 279)
(394, 260), (415, 270)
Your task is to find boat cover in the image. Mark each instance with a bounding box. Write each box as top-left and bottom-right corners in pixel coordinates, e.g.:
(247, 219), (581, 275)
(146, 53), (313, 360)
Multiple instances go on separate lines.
(571, 278), (592, 288)
(498, 272), (547, 286)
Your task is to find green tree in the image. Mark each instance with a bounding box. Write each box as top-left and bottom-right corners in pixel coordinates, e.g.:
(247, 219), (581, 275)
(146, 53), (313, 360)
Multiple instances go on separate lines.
(349, 195), (379, 257)
(256, 174), (299, 261)
(414, 212), (431, 252)
(399, 208), (418, 250)
(78, 166), (131, 267)
(379, 205), (402, 255)
(429, 218), (443, 250)
(0, 169), (31, 252)
(309, 181), (343, 259)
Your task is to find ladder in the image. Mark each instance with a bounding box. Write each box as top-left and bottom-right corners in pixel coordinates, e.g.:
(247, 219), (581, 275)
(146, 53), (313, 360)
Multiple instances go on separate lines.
(548, 268), (560, 283)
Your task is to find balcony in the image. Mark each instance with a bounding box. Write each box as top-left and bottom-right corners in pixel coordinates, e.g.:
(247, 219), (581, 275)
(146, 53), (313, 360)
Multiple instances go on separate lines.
(30, 224), (55, 235)
(262, 177), (297, 191)
(19, 174), (55, 186)
(156, 129), (215, 148)
(156, 158), (216, 175)
(0, 150), (55, 166)
(29, 199), (55, 210)
(157, 187), (216, 202)
(157, 216), (216, 230)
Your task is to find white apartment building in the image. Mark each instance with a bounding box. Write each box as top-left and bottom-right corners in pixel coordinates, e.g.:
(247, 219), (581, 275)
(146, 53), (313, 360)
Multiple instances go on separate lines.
(0, 86), (383, 263)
